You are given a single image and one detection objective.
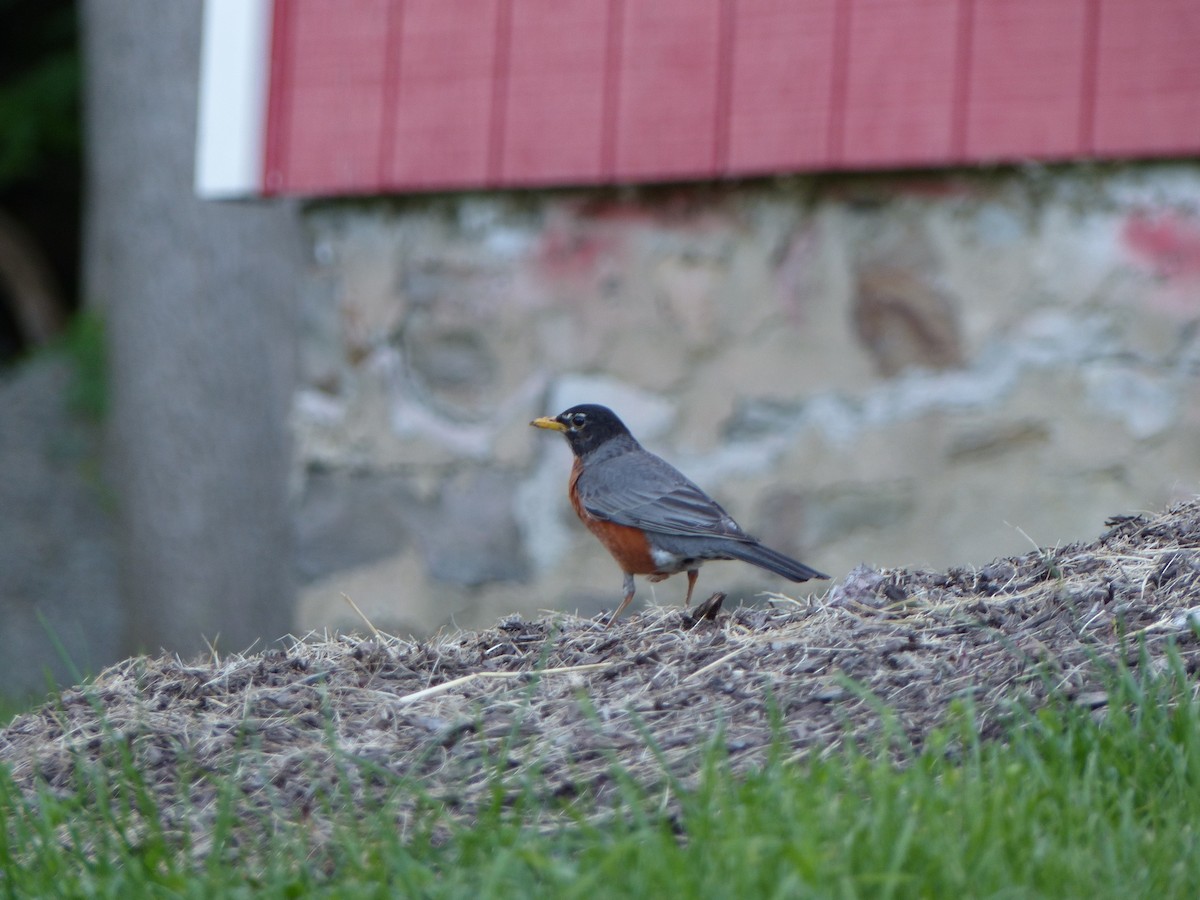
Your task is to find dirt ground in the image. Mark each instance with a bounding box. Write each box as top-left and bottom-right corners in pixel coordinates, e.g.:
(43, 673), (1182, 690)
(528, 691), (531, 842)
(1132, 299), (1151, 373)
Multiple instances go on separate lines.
(2, 499), (1199, 846)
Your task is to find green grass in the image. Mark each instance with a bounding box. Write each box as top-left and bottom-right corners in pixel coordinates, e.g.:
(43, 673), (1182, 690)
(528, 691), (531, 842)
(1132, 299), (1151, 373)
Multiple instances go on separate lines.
(0, 697), (30, 728)
(2, 653), (1199, 898)
(56, 309), (107, 421)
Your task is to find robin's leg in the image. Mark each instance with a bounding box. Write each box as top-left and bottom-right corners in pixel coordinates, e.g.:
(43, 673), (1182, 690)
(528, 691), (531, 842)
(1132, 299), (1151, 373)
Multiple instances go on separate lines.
(684, 568), (699, 607)
(606, 572), (636, 628)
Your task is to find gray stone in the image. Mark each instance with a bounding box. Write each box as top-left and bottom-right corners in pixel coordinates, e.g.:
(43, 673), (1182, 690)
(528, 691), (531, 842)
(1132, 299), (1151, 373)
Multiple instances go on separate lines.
(294, 466), (529, 606)
(1083, 365), (1179, 439)
(758, 482), (917, 551)
(402, 319), (498, 415)
(294, 471), (416, 582)
(411, 470), (529, 586)
(406, 327), (495, 392)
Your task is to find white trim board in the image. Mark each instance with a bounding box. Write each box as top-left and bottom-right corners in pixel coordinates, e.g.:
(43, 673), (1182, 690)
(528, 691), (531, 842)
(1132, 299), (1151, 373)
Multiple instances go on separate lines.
(195, 0), (273, 198)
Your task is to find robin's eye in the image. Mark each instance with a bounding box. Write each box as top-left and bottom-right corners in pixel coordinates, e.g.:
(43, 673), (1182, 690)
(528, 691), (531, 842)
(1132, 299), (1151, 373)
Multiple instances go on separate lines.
(570, 413), (587, 428)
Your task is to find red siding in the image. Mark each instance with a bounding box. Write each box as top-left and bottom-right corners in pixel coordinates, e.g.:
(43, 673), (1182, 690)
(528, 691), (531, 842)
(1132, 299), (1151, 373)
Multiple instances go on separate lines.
(266, 0), (391, 193)
(385, 0), (500, 189)
(262, 0), (1200, 197)
(840, 0), (961, 168)
(965, 0), (1092, 162)
(501, 0), (610, 185)
(1093, 0), (1200, 156)
(613, 1), (724, 180)
(727, 0), (839, 174)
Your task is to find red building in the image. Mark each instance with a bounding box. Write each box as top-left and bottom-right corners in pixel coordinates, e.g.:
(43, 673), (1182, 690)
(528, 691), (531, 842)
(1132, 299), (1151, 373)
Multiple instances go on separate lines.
(197, 0), (1200, 198)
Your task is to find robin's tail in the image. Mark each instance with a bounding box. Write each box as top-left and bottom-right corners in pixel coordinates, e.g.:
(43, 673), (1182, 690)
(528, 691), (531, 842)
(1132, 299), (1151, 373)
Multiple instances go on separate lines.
(727, 541), (828, 582)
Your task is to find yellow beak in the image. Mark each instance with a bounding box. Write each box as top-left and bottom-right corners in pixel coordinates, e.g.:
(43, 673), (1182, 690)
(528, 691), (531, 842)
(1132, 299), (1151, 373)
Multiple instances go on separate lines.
(530, 416), (567, 432)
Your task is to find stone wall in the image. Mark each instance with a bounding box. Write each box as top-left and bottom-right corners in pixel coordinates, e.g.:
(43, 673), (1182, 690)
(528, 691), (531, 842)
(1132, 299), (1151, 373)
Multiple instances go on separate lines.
(292, 165), (1200, 635)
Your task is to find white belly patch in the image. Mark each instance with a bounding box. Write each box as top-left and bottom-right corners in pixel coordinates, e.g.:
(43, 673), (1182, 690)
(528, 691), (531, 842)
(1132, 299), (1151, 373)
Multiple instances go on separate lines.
(650, 547), (702, 574)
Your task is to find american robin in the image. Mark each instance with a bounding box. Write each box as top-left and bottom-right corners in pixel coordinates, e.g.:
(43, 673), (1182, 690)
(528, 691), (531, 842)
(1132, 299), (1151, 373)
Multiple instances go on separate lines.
(531, 404), (828, 625)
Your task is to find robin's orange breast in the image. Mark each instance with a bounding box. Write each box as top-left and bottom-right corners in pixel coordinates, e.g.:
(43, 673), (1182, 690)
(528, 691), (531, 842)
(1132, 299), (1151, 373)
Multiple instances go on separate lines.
(568, 458), (658, 575)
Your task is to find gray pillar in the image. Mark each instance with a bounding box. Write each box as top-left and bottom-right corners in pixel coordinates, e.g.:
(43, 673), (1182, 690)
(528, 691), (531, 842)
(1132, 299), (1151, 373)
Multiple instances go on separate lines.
(81, 0), (298, 655)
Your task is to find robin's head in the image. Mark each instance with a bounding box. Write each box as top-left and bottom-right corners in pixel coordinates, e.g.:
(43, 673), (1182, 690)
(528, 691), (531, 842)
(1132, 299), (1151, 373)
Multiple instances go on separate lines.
(530, 404), (633, 456)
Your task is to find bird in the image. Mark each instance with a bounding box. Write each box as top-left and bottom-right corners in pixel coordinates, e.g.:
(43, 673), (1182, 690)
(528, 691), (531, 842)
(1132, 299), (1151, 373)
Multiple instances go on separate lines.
(530, 403), (828, 626)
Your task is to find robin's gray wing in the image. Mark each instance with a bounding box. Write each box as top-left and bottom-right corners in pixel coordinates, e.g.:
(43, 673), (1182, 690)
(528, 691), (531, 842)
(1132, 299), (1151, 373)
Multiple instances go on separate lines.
(575, 450), (754, 542)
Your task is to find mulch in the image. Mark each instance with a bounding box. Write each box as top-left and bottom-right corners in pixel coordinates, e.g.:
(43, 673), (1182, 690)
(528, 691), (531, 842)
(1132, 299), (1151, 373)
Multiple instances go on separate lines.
(2, 498), (1199, 849)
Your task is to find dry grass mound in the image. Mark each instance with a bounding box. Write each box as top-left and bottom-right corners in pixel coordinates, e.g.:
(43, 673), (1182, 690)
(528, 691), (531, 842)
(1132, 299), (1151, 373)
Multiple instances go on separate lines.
(3, 499), (1199, 842)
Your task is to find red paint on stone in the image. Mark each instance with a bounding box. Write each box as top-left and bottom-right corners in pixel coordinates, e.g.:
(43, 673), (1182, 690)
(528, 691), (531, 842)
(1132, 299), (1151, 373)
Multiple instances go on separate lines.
(536, 226), (619, 281)
(1123, 212), (1200, 278)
